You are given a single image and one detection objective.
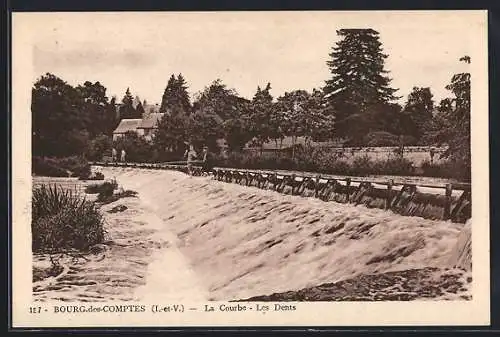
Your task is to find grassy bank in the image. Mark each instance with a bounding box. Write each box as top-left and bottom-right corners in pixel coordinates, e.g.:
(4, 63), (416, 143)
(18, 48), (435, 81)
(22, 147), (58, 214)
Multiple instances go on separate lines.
(32, 184), (105, 253)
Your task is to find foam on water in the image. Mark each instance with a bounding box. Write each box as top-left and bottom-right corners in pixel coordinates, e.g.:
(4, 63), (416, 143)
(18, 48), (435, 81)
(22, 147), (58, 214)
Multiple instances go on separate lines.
(94, 167), (469, 301)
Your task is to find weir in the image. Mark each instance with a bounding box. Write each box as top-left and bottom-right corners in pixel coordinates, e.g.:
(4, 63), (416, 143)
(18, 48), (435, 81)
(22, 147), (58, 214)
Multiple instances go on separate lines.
(90, 161), (471, 223)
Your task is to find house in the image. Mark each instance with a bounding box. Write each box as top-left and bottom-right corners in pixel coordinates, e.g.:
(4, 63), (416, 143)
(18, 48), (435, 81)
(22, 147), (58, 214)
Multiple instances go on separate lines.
(112, 119), (143, 141)
(137, 113), (165, 141)
(112, 112), (165, 142)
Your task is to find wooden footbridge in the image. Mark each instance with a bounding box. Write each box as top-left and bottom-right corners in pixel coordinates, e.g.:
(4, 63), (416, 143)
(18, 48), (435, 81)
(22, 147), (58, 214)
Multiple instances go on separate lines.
(90, 161), (471, 223)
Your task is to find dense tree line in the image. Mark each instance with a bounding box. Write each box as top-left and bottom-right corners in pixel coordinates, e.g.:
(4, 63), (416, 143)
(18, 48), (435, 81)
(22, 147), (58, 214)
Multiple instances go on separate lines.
(31, 28), (471, 178)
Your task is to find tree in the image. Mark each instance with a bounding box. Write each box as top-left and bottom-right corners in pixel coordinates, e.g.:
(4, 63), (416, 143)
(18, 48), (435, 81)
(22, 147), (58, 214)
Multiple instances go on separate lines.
(119, 88), (140, 119)
(175, 74), (192, 113)
(324, 29), (399, 139)
(105, 96), (119, 135)
(153, 111), (190, 159)
(188, 107), (224, 151)
(249, 83), (274, 150)
(32, 73), (89, 157)
(159, 74), (191, 115)
(430, 56), (471, 180)
(136, 101), (146, 118)
(306, 89), (336, 143)
(189, 79), (249, 151)
(76, 81), (110, 137)
(274, 90), (312, 159)
(193, 79), (239, 120)
(160, 75), (177, 114)
(223, 99), (253, 151)
(401, 87), (434, 141)
(113, 131), (155, 163)
(85, 134), (113, 161)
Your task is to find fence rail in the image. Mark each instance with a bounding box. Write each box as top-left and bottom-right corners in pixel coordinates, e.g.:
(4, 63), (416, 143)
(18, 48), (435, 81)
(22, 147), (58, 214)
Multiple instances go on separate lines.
(90, 161), (471, 223)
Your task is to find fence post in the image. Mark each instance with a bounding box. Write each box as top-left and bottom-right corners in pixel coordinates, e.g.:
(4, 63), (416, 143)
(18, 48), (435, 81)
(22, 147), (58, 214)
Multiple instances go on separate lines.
(314, 175), (320, 198)
(386, 179), (393, 210)
(444, 183), (453, 220)
(345, 178), (351, 202)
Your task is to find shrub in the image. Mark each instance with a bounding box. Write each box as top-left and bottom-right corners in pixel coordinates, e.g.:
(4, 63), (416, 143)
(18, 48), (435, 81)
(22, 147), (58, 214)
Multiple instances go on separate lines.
(86, 180), (118, 199)
(212, 148), (467, 181)
(85, 134), (113, 161)
(32, 184), (105, 253)
(96, 180), (119, 202)
(351, 155), (376, 176)
(33, 156), (91, 179)
(98, 189), (138, 205)
(86, 171), (105, 181)
(32, 157), (69, 177)
(57, 156), (91, 179)
(113, 132), (155, 163)
(375, 157), (414, 176)
(421, 160), (470, 182)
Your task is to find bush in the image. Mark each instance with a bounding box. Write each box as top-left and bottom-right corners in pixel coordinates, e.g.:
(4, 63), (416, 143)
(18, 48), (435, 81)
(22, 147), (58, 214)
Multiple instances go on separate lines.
(113, 132), (156, 163)
(421, 160), (470, 181)
(350, 155), (376, 176)
(375, 157), (414, 176)
(85, 180), (118, 200)
(86, 134), (113, 161)
(32, 184), (105, 253)
(32, 157), (69, 177)
(86, 171), (105, 181)
(98, 189), (138, 205)
(33, 156), (91, 179)
(211, 147), (466, 181)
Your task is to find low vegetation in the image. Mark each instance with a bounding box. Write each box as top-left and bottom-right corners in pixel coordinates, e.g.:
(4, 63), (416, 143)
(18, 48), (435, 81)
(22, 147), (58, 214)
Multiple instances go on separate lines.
(98, 189), (138, 205)
(33, 156), (91, 179)
(211, 149), (468, 181)
(85, 180), (138, 204)
(32, 184), (105, 253)
(85, 180), (118, 196)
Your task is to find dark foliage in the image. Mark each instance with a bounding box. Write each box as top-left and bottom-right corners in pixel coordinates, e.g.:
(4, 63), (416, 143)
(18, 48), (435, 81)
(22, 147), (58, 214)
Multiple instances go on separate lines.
(33, 156), (91, 179)
(32, 184), (105, 253)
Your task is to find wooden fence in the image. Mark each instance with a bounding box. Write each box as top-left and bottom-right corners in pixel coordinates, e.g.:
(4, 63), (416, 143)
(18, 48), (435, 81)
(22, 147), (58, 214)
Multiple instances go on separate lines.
(90, 161), (471, 223)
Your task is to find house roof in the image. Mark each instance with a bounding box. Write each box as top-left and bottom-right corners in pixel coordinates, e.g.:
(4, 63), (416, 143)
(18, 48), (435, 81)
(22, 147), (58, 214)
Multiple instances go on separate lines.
(113, 119), (142, 134)
(138, 113), (164, 129)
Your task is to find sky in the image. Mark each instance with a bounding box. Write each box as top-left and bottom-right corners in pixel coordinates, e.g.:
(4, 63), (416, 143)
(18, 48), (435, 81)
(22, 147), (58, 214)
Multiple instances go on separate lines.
(20, 11), (482, 105)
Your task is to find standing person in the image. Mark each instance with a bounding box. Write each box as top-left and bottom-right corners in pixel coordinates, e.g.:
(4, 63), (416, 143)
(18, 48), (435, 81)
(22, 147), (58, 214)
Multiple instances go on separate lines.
(112, 148), (117, 163)
(185, 143), (197, 176)
(121, 149), (126, 162)
(201, 145), (213, 176)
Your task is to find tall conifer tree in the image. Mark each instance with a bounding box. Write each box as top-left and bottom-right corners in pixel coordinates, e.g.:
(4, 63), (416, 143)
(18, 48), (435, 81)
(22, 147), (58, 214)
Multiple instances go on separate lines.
(324, 29), (398, 138)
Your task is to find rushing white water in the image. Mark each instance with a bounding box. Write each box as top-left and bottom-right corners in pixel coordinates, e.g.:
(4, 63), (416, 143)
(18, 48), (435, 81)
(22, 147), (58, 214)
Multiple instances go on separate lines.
(33, 168), (471, 302)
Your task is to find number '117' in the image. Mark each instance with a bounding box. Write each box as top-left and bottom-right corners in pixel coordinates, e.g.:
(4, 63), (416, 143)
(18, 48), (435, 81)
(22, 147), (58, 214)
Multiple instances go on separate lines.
(29, 307), (41, 314)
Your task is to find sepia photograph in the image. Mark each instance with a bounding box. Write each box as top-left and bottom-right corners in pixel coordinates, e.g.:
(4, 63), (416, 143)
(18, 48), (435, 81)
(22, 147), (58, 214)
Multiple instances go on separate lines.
(11, 10), (489, 327)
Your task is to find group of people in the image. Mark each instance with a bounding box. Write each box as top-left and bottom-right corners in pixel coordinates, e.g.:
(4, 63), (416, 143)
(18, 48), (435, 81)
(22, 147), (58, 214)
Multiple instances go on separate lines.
(111, 148), (126, 163)
(184, 143), (213, 176)
(110, 142), (213, 176)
